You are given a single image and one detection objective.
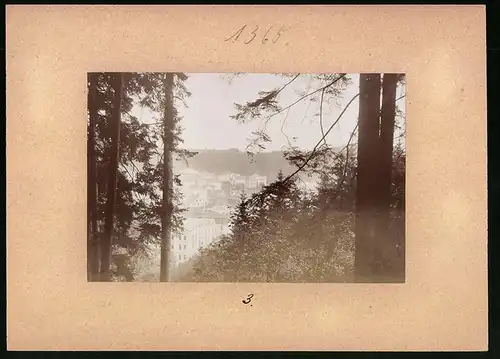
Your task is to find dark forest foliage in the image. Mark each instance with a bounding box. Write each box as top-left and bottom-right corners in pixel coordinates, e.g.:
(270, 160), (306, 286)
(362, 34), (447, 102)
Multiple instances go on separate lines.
(87, 72), (195, 281)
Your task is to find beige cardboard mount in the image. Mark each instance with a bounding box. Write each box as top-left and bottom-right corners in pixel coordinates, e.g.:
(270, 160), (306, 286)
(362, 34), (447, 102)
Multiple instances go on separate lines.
(6, 5), (487, 351)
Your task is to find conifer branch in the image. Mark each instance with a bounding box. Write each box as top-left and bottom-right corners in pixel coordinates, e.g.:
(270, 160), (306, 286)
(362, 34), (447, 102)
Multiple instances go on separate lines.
(282, 92), (360, 184)
(263, 74), (347, 126)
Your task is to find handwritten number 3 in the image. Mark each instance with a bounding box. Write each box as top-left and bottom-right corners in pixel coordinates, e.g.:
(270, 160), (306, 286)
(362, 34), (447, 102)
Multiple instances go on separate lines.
(242, 294), (254, 304)
(244, 26), (259, 44)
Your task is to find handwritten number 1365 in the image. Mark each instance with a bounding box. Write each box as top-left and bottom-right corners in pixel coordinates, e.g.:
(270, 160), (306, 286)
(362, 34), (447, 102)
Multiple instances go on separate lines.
(225, 25), (285, 44)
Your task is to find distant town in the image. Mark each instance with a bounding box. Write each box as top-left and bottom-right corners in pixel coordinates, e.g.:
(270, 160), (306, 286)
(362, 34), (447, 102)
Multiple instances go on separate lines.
(135, 165), (318, 281)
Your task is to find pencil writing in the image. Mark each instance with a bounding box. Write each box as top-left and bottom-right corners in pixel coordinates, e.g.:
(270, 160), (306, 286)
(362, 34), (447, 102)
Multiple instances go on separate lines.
(225, 25), (286, 44)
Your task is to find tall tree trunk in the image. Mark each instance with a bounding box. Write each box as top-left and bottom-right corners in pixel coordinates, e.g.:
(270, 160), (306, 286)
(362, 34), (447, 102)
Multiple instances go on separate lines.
(377, 73), (400, 280)
(99, 72), (124, 282)
(160, 73), (174, 282)
(87, 73), (100, 281)
(354, 73), (381, 282)
(379, 74), (397, 212)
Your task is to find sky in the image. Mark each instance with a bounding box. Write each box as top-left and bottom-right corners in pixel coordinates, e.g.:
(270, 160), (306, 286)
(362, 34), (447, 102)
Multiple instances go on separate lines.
(131, 73), (406, 152)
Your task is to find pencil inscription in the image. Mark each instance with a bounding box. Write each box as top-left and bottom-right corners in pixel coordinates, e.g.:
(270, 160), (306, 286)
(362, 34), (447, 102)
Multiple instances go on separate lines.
(224, 25), (286, 44)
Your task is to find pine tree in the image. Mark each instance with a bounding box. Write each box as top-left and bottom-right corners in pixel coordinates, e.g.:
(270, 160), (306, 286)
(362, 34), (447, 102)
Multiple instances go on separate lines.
(160, 73), (174, 282)
(230, 191), (250, 238)
(99, 72), (124, 282)
(354, 73), (403, 283)
(376, 73), (399, 280)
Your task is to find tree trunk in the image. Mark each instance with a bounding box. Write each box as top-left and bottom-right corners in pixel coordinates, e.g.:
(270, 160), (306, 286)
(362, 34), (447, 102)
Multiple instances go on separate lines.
(354, 73), (381, 282)
(379, 74), (397, 211)
(99, 72), (124, 282)
(377, 73), (400, 280)
(160, 73), (174, 282)
(87, 73), (100, 281)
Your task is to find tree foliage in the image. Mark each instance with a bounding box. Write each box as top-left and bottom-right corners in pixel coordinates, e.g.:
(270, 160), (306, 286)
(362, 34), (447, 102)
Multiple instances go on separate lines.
(182, 145), (404, 282)
(87, 72), (194, 281)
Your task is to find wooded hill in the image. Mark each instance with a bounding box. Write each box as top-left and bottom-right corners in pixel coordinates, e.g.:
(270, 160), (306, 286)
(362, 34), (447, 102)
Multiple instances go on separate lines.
(174, 148), (342, 181)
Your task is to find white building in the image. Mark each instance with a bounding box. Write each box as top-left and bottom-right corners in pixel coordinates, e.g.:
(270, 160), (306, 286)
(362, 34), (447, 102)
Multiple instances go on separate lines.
(170, 217), (227, 266)
(191, 198), (208, 208)
(229, 173), (247, 186)
(206, 181), (222, 190)
(247, 173), (267, 189)
(133, 214), (229, 281)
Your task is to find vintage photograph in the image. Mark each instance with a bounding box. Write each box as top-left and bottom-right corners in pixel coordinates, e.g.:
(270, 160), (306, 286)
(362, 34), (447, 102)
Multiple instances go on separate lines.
(87, 72), (406, 283)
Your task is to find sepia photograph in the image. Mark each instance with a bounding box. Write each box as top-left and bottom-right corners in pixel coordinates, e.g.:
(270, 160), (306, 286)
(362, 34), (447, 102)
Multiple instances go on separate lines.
(87, 72), (406, 283)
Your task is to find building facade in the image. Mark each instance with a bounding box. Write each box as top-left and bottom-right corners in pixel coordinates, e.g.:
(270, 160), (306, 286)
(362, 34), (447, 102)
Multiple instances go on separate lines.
(170, 217), (228, 266)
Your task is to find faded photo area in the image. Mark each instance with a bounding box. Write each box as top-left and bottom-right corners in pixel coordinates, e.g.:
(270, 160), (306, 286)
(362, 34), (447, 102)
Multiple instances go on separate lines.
(87, 73), (406, 283)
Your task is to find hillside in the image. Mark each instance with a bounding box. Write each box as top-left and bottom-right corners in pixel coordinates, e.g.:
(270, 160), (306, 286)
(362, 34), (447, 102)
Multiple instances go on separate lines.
(174, 149), (298, 181)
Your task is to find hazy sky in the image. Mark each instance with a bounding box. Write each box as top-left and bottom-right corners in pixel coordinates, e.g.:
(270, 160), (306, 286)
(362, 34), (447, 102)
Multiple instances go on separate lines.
(132, 73), (406, 151)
